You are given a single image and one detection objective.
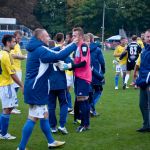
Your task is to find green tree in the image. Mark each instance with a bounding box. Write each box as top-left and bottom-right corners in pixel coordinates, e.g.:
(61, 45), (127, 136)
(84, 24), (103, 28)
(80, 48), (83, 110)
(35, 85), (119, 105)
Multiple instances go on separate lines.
(34, 0), (67, 36)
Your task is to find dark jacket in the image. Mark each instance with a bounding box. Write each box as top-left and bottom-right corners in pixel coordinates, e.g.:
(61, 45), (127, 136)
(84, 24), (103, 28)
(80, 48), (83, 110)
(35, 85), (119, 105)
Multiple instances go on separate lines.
(136, 44), (150, 88)
(90, 42), (105, 85)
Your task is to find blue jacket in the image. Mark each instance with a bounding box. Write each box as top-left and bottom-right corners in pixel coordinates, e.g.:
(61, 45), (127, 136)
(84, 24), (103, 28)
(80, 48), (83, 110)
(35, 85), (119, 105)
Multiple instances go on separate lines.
(49, 52), (72, 90)
(90, 42), (105, 85)
(136, 44), (150, 88)
(24, 36), (77, 105)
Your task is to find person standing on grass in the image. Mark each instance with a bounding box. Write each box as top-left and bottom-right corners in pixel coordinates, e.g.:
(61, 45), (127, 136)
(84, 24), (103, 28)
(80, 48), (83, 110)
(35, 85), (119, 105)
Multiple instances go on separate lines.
(10, 30), (27, 114)
(17, 28), (78, 150)
(0, 35), (24, 140)
(65, 32), (74, 114)
(113, 37), (127, 90)
(48, 32), (71, 135)
(123, 35), (142, 89)
(87, 33), (105, 117)
(57, 27), (92, 132)
(136, 29), (150, 132)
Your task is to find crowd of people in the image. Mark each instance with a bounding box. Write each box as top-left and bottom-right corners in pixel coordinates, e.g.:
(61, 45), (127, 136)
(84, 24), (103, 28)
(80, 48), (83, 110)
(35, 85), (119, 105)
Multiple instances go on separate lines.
(0, 27), (105, 149)
(0, 26), (150, 149)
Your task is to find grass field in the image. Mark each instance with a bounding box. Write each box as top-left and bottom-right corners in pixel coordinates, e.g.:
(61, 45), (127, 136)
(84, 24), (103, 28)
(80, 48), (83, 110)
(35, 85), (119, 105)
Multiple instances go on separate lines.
(0, 50), (149, 150)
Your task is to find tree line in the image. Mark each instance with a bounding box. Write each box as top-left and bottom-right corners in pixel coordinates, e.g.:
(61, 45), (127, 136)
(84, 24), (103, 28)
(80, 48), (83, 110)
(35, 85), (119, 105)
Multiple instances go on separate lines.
(34, 0), (150, 38)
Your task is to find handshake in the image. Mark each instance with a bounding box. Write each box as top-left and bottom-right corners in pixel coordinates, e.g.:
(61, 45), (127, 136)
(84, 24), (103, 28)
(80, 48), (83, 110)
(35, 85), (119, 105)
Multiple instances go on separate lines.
(54, 61), (72, 71)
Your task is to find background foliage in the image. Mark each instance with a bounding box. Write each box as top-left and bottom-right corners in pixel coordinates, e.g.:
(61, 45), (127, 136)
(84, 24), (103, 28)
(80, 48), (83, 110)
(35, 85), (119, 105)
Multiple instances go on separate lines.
(34, 0), (150, 37)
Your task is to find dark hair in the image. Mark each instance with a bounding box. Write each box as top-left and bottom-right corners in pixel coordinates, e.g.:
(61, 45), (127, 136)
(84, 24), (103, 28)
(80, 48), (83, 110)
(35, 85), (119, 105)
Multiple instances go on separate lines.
(132, 35), (137, 41)
(66, 32), (72, 38)
(55, 32), (64, 43)
(2, 34), (15, 46)
(72, 27), (84, 36)
(14, 30), (22, 37)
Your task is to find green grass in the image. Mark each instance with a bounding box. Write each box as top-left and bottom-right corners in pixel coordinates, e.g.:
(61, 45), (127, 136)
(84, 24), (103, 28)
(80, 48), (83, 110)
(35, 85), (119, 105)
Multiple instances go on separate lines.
(0, 50), (149, 150)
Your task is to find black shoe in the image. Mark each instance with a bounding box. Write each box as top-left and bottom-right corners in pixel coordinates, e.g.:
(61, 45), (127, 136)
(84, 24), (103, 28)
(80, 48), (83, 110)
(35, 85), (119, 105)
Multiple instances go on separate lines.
(123, 83), (126, 90)
(136, 127), (150, 132)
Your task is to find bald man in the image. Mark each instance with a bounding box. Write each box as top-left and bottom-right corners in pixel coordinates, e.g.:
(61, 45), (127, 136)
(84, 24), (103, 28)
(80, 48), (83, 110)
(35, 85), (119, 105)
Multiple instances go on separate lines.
(17, 28), (78, 149)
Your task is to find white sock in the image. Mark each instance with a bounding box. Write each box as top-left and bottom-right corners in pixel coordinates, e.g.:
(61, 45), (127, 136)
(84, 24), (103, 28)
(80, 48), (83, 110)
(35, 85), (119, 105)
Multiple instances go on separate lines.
(124, 74), (130, 84)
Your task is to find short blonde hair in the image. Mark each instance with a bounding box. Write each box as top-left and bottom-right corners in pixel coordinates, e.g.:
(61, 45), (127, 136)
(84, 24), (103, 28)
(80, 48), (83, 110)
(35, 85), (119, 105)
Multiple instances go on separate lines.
(83, 34), (90, 42)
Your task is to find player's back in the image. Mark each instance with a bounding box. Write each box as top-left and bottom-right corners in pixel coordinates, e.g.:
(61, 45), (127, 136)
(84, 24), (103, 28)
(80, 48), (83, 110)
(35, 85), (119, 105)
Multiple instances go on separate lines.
(126, 42), (142, 62)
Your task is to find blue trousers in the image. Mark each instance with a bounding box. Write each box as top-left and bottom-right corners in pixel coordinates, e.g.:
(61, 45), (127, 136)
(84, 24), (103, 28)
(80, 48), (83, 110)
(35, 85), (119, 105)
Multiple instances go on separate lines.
(90, 85), (103, 112)
(48, 89), (68, 128)
(139, 85), (150, 128)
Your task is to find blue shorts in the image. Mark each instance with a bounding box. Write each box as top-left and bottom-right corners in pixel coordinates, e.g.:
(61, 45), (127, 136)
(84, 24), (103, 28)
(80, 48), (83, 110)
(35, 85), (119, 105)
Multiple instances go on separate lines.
(74, 77), (90, 96)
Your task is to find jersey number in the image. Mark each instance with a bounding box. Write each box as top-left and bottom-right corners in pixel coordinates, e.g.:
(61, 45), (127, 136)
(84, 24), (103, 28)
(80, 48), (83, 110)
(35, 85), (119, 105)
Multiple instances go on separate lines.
(130, 47), (137, 55)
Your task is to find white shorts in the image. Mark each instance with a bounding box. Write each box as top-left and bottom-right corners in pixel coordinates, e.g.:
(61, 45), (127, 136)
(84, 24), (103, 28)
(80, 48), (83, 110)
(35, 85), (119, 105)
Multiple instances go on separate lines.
(13, 71), (22, 88)
(29, 105), (48, 119)
(66, 74), (74, 87)
(115, 64), (121, 73)
(0, 84), (18, 109)
(120, 64), (127, 72)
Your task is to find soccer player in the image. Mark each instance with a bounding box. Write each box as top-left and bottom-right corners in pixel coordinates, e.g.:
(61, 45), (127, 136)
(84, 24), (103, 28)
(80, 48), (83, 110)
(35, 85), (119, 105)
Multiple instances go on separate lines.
(48, 33), (72, 135)
(65, 32), (74, 113)
(17, 28), (78, 149)
(87, 33), (105, 116)
(136, 29), (150, 132)
(123, 35), (142, 89)
(10, 30), (27, 114)
(57, 27), (92, 132)
(55, 32), (65, 47)
(0, 35), (24, 140)
(113, 37), (127, 89)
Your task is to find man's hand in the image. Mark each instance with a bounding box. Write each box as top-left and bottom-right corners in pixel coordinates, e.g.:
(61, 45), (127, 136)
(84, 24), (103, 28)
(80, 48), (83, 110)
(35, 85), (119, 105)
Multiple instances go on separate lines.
(57, 61), (72, 71)
(72, 37), (79, 44)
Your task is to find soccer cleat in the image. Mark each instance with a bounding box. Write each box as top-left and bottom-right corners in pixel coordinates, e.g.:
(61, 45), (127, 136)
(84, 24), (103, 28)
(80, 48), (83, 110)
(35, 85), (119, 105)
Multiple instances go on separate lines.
(123, 83), (126, 90)
(0, 133), (16, 140)
(68, 108), (73, 113)
(136, 127), (150, 132)
(48, 140), (65, 148)
(58, 126), (68, 134)
(76, 126), (90, 133)
(51, 127), (58, 133)
(134, 85), (139, 89)
(11, 108), (21, 114)
(69, 110), (74, 115)
(90, 111), (100, 117)
(76, 126), (85, 133)
(130, 82), (135, 86)
(115, 86), (118, 90)
(16, 147), (28, 150)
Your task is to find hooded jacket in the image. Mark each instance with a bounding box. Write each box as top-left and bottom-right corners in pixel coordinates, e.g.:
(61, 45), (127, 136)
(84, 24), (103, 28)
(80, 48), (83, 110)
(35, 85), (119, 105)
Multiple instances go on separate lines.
(136, 44), (150, 88)
(90, 42), (105, 85)
(24, 36), (77, 105)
